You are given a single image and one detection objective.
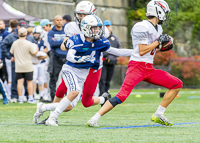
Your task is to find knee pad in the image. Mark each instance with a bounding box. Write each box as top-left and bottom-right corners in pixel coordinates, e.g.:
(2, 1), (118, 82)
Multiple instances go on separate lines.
(109, 96), (122, 107)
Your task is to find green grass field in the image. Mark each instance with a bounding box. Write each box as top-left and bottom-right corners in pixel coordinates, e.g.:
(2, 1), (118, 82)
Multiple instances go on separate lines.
(0, 88), (200, 142)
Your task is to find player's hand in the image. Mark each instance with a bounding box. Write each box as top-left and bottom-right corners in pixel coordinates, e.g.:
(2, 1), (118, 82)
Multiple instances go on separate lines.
(157, 34), (170, 45)
(11, 57), (15, 62)
(64, 40), (69, 50)
(38, 55), (48, 60)
(0, 59), (3, 69)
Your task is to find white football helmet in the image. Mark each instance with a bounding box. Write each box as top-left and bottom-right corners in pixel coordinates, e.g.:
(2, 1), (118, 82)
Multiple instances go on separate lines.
(81, 15), (104, 40)
(74, 1), (96, 25)
(32, 26), (45, 40)
(146, 0), (171, 26)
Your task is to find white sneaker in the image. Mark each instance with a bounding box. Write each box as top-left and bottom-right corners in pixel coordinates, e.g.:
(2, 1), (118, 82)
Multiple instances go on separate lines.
(10, 98), (17, 103)
(23, 96), (27, 102)
(87, 118), (99, 127)
(33, 103), (44, 124)
(18, 99), (23, 104)
(28, 99), (39, 104)
(45, 116), (58, 126)
(34, 94), (40, 100)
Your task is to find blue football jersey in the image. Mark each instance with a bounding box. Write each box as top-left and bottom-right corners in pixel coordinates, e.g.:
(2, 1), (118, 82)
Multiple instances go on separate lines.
(66, 34), (110, 69)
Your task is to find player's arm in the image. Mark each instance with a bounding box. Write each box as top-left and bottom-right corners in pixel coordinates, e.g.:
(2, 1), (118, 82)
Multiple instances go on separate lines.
(61, 36), (70, 51)
(106, 47), (133, 56)
(139, 41), (159, 56)
(42, 47), (49, 53)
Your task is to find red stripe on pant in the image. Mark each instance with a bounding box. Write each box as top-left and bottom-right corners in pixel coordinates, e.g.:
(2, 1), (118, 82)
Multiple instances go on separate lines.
(55, 68), (102, 107)
(116, 61), (183, 103)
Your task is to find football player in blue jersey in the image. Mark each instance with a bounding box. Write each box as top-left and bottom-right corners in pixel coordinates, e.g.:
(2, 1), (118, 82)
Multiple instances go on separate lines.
(34, 15), (133, 126)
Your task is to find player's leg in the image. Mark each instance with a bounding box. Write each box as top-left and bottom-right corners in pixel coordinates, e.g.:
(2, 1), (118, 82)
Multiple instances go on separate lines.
(5, 59), (12, 99)
(38, 63), (45, 99)
(145, 69), (183, 126)
(105, 64), (115, 93)
(46, 66), (85, 126)
(32, 64), (38, 97)
(34, 79), (75, 124)
(26, 72), (37, 103)
(81, 68), (110, 107)
(16, 73), (24, 103)
(0, 79), (9, 104)
(99, 66), (107, 96)
(87, 62), (144, 126)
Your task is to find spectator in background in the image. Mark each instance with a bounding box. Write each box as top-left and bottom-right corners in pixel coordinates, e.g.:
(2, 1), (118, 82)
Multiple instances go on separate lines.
(0, 20), (10, 99)
(1, 20), (37, 103)
(48, 15), (67, 101)
(0, 46), (9, 104)
(32, 26), (46, 100)
(4, 20), (18, 100)
(99, 20), (122, 96)
(9, 20), (18, 32)
(10, 27), (38, 104)
(62, 14), (72, 26)
(27, 27), (34, 36)
(40, 19), (53, 101)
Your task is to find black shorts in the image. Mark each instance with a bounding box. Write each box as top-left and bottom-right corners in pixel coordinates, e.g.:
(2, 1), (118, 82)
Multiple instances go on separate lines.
(16, 72), (33, 81)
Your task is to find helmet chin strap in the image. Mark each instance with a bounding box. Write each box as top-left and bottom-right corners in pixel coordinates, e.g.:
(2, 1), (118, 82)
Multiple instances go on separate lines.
(158, 20), (163, 25)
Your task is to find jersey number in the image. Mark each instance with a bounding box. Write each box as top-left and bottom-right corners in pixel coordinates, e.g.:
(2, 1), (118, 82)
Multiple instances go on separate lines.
(150, 48), (156, 55)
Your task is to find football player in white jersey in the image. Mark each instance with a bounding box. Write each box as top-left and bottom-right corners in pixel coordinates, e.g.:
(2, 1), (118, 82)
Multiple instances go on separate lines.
(32, 26), (46, 99)
(33, 15), (133, 126)
(87, 0), (183, 127)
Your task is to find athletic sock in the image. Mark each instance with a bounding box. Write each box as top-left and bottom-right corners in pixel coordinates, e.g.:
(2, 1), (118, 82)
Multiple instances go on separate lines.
(92, 113), (101, 121)
(41, 103), (59, 112)
(98, 97), (105, 104)
(44, 88), (48, 94)
(51, 96), (71, 119)
(28, 95), (34, 101)
(155, 105), (166, 115)
(39, 90), (44, 98)
(18, 96), (23, 101)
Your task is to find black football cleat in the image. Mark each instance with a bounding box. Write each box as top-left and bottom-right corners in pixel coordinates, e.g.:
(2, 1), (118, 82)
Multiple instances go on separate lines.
(36, 117), (49, 125)
(101, 92), (111, 107)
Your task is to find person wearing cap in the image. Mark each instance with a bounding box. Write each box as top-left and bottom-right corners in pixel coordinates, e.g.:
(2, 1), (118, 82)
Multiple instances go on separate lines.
(47, 15), (67, 101)
(99, 20), (122, 96)
(1, 20), (37, 103)
(62, 14), (72, 26)
(10, 27), (38, 104)
(38, 19), (53, 101)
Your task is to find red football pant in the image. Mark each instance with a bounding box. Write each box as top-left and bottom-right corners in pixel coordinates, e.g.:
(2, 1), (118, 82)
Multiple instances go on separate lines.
(55, 68), (102, 107)
(81, 68), (102, 107)
(116, 61), (183, 103)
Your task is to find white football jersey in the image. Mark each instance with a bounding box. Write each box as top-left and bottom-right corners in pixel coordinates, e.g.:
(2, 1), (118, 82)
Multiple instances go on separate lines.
(43, 31), (51, 51)
(130, 20), (163, 64)
(64, 22), (110, 69)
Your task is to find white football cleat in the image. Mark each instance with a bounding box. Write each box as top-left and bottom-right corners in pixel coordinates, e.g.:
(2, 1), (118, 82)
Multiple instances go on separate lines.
(45, 116), (58, 126)
(87, 118), (99, 127)
(28, 99), (39, 104)
(33, 103), (44, 124)
(23, 96), (27, 102)
(10, 98), (17, 103)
